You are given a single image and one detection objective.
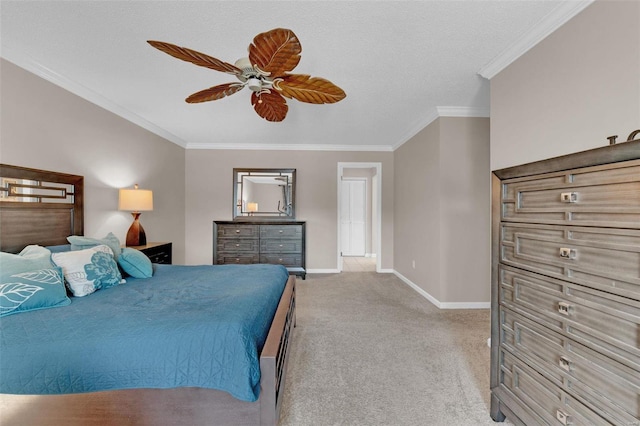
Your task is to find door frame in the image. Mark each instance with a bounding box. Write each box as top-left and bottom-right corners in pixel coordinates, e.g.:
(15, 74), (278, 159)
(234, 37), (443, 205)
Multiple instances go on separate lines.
(337, 162), (382, 272)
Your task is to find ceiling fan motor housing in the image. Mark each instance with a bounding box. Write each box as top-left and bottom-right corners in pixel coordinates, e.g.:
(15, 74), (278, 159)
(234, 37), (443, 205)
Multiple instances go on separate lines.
(247, 77), (262, 92)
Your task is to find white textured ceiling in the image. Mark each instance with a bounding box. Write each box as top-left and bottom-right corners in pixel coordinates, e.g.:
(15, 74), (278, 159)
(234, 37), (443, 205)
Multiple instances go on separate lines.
(0, 1), (591, 150)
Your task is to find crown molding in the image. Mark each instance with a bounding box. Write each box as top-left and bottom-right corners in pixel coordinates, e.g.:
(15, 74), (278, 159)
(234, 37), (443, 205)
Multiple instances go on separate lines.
(392, 106), (490, 151)
(391, 108), (440, 151)
(1, 47), (189, 148)
(185, 142), (394, 151)
(477, 0), (594, 80)
(436, 106), (490, 117)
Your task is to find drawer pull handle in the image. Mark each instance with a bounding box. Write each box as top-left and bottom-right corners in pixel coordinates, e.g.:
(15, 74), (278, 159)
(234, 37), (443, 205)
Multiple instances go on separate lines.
(236, 244), (240, 247)
(560, 192), (578, 203)
(235, 258), (240, 263)
(556, 410), (571, 425)
(279, 230), (283, 233)
(558, 356), (573, 372)
(559, 247), (576, 259)
(235, 229), (241, 233)
(558, 302), (572, 316)
(279, 258), (283, 262)
(279, 244), (283, 247)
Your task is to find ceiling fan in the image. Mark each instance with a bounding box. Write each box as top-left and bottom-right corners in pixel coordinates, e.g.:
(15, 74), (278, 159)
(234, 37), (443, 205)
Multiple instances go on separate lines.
(147, 28), (346, 122)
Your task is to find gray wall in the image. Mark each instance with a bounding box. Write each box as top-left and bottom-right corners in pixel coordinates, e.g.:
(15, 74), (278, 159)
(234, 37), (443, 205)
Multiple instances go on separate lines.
(394, 117), (490, 305)
(0, 59), (187, 263)
(185, 150), (394, 270)
(491, 0), (640, 170)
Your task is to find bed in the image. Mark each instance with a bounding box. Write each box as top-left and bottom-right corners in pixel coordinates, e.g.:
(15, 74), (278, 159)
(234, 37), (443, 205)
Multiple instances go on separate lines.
(0, 164), (296, 426)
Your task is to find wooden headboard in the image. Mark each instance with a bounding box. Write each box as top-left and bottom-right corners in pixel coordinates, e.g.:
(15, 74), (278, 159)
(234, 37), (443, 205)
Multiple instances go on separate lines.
(0, 164), (83, 253)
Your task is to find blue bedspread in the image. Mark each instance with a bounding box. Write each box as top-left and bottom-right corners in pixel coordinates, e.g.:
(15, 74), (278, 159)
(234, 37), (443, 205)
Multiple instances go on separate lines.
(0, 263), (289, 402)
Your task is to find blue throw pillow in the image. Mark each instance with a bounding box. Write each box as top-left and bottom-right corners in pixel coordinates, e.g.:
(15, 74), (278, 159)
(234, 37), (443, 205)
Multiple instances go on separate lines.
(0, 267), (71, 317)
(118, 248), (153, 279)
(0, 245), (55, 279)
(67, 232), (122, 260)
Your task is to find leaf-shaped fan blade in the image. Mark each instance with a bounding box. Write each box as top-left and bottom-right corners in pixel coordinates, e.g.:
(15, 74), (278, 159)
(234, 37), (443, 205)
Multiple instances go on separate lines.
(276, 74), (346, 104)
(251, 91), (288, 122)
(147, 40), (242, 75)
(186, 83), (245, 103)
(248, 28), (301, 76)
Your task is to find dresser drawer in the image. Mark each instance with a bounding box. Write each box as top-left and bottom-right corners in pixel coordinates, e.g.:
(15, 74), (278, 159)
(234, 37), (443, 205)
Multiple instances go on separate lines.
(217, 224), (259, 239)
(216, 254), (260, 264)
(499, 265), (640, 370)
(260, 239), (302, 253)
(500, 222), (640, 299)
(501, 308), (640, 423)
(260, 254), (302, 267)
(499, 349), (612, 426)
(260, 224), (303, 239)
(217, 239), (259, 253)
(501, 159), (640, 228)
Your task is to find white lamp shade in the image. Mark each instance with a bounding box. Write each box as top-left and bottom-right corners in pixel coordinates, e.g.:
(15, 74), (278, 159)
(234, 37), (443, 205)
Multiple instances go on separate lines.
(119, 188), (153, 211)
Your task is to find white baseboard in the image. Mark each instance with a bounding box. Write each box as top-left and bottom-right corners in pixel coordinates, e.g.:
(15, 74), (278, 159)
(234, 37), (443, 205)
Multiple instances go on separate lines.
(393, 270), (490, 310)
(306, 268), (340, 274)
(308, 268), (393, 274)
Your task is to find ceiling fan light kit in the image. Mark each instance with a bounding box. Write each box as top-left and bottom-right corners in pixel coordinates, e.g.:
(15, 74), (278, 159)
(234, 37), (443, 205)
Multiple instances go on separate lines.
(148, 28), (346, 122)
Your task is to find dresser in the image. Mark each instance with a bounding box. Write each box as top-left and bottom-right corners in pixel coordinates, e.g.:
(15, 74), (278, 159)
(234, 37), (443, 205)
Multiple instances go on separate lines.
(128, 242), (172, 264)
(490, 140), (640, 425)
(213, 221), (306, 279)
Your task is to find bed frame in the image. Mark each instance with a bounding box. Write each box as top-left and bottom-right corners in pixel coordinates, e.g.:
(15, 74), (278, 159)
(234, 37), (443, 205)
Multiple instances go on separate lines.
(0, 164), (296, 426)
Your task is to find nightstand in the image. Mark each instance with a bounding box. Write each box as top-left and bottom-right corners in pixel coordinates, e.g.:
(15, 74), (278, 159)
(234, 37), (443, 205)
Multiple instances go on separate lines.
(128, 242), (172, 264)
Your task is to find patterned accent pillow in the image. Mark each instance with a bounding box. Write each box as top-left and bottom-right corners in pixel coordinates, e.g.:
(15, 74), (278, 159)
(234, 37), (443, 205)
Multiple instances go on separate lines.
(52, 245), (125, 297)
(0, 267), (71, 317)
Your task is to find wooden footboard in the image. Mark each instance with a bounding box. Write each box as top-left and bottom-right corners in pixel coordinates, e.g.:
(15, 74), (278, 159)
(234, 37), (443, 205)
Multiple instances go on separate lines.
(259, 274), (296, 425)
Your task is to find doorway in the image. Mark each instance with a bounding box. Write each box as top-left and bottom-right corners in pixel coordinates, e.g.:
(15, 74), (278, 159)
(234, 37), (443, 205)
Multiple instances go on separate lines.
(337, 162), (382, 272)
(341, 178), (367, 256)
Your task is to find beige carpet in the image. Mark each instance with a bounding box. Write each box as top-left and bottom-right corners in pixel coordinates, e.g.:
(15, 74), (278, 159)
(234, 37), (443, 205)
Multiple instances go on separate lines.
(279, 271), (511, 426)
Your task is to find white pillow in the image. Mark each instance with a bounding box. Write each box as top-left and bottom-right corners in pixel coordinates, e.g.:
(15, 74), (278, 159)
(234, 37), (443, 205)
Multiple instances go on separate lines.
(52, 245), (125, 297)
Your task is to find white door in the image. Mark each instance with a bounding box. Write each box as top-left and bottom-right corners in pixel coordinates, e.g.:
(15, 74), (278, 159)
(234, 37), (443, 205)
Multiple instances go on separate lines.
(340, 178), (366, 256)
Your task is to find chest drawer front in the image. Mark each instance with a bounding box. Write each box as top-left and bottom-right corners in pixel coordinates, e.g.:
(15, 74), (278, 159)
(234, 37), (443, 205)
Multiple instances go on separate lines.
(260, 239), (302, 253)
(260, 224), (302, 239)
(260, 254), (302, 267)
(499, 265), (640, 369)
(501, 308), (640, 423)
(217, 224), (259, 239)
(501, 160), (640, 228)
(216, 254), (260, 264)
(500, 349), (613, 426)
(217, 239), (259, 253)
(500, 222), (640, 299)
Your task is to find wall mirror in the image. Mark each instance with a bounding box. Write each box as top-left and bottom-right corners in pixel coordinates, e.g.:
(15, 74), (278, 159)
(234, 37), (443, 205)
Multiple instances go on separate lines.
(233, 168), (296, 220)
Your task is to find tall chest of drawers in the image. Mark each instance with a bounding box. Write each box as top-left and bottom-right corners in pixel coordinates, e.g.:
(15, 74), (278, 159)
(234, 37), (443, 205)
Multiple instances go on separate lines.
(490, 140), (640, 426)
(213, 220), (306, 279)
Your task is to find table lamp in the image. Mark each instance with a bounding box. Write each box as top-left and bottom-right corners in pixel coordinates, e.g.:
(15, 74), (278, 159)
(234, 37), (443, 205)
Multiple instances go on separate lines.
(119, 184), (153, 246)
